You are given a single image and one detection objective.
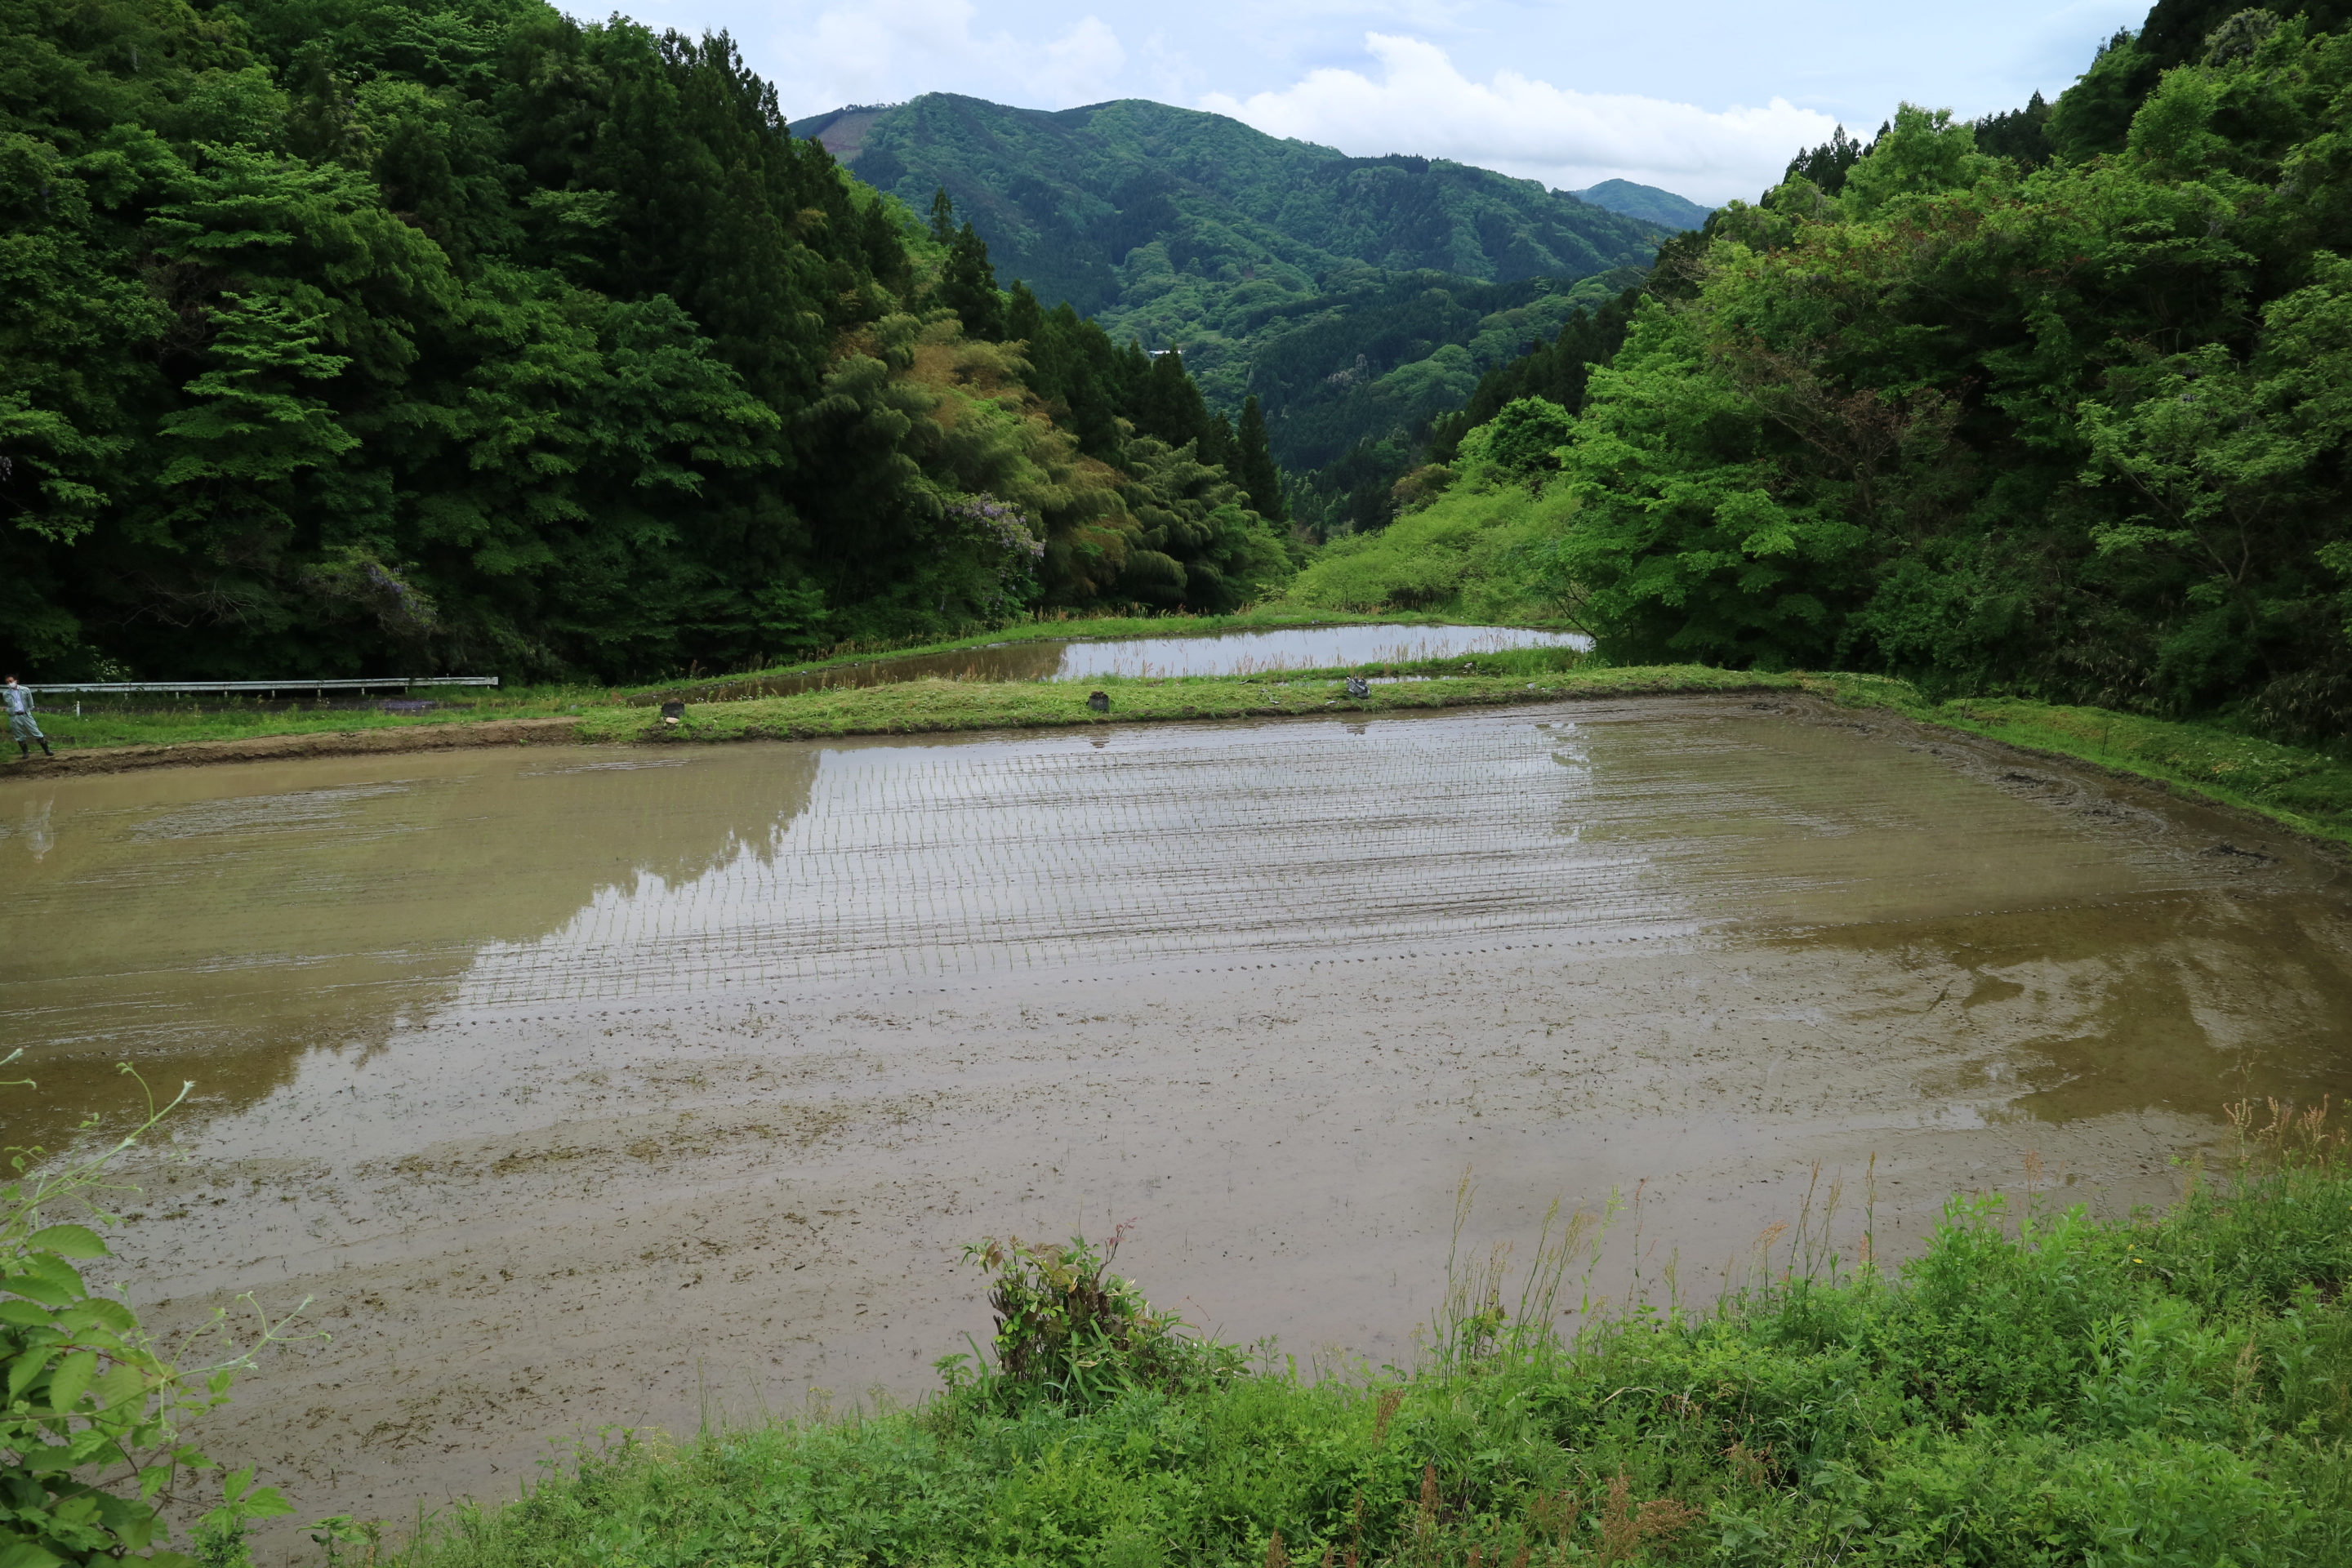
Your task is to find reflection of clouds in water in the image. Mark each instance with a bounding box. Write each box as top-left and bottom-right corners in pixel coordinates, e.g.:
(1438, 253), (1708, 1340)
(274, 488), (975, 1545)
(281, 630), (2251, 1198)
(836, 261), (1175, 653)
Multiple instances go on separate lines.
(454, 719), (1669, 1004)
(1544, 718), (1590, 777)
(455, 703), (2280, 1010)
(1, 797), (54, 862)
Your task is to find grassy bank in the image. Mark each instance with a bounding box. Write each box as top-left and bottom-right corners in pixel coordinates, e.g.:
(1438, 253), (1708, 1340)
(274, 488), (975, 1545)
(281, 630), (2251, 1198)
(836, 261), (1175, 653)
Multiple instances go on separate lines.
(3, 682), (607, 751)
(383, 1104), (2352, 1567)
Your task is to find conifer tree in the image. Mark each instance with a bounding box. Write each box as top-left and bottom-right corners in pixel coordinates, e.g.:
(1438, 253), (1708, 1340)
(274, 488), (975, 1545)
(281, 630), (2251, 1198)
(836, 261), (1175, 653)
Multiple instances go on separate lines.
(924, 188), (1005, 338)
(1133, 349), (1213, 450)
(942, 221), (1005, 340)
(1202, 412), (1236, 471)
(1784, 125), (1866, 194)
(1236, 395), (1287, 522)
(1972, 91), (2052, 165)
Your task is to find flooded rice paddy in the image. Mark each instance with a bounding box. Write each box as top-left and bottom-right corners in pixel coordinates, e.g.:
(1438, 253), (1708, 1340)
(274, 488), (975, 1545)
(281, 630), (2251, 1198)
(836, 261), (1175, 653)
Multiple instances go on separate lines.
(662, 622), (1588, 701)
(4, 693), (2349, 1548)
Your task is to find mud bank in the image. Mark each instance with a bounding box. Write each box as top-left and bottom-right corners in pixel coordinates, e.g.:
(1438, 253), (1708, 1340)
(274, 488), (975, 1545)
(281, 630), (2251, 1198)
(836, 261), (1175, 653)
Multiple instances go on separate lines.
(2, 697), (2346, 1559)
(0, 715), (582, 777)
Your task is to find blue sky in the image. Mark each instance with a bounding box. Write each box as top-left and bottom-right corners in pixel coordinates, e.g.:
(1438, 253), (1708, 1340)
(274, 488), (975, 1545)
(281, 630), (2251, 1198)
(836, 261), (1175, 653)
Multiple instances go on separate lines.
(590, 0), (2152, 203)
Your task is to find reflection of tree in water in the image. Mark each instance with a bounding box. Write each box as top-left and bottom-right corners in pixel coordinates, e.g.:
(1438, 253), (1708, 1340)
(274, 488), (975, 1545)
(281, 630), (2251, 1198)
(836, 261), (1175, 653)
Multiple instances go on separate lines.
(0, 750), (822, 1147)
(1771, 894), (2352, 1125)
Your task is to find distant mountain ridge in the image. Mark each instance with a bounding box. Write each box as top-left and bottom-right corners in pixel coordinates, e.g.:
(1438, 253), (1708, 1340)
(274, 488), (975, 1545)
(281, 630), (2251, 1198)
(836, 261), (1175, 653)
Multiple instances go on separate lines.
(791, 94), (1671, 469)
(1568, 179), (1713, 230)
(794, 95), (1664, 318)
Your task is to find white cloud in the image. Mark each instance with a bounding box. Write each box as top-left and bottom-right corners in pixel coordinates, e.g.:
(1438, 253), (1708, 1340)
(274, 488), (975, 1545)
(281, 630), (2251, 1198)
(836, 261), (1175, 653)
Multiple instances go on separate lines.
(1039, 16), (1127, 105)
(1200, 34), (1839, 206)
(775, 0), (1126, 114)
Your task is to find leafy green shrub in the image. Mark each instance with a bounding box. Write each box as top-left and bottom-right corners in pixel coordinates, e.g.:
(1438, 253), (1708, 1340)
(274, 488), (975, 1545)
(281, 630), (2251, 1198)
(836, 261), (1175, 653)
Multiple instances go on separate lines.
(0, 1062), (293, 1567)
(939, 1227), (1245, 1414)
(1454, 397), (1576, 482)
(1285, 478), (1579, 617)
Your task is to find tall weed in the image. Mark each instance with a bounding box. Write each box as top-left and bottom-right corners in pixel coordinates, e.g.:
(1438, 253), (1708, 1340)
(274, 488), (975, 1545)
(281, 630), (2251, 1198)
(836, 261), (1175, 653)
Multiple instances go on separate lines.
(936, 1225), (1246, 1415)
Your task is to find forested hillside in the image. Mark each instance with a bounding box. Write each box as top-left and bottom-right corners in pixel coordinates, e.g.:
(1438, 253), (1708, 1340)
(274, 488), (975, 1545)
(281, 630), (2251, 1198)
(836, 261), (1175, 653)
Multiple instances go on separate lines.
(1215, 266), (1641, 473)
(0, 0), (1292, 681)
(793, 96), (1669, 475)
(1370, 2), (2352, 742)
(1292, 280), (1649, 537)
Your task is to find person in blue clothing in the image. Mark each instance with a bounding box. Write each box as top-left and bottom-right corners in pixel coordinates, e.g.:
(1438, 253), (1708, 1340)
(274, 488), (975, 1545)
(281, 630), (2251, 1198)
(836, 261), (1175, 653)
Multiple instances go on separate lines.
(3, 677), (52, 759)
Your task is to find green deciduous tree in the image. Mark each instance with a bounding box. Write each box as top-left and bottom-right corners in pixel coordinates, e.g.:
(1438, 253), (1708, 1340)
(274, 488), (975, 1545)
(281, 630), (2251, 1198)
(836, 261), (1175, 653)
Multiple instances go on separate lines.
(1486, 18), (2352, 735)
(0, 0), (1272, 682)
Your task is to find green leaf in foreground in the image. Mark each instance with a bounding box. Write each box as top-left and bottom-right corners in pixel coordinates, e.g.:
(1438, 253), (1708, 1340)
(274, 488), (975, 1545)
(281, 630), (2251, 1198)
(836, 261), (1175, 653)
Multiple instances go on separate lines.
(0, 1060), (304, 1565)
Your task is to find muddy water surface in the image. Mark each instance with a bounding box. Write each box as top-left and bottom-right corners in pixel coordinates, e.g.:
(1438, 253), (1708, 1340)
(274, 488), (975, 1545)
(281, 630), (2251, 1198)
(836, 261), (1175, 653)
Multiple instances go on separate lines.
(4, 696), (2348, 1554)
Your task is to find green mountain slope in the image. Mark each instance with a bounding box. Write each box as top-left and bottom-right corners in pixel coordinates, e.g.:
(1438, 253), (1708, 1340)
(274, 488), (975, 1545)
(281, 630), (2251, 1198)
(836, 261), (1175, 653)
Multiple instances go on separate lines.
(791, 96), (1666, 467)
(1229, 266), (1642, 470)
(1567, 179), (1713, 230)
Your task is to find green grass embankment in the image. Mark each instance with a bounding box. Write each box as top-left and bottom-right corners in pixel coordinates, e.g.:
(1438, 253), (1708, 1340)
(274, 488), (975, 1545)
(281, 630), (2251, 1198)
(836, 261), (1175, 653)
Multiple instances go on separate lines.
(572, 662), (1789, 746)
(1809, 674), (2352, 849)
(387, 1109), (2352, 1568)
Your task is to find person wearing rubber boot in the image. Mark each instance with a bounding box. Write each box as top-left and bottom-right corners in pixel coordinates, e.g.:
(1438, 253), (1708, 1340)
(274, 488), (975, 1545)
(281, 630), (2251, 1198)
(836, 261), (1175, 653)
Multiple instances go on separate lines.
(4, 678), (53, 760)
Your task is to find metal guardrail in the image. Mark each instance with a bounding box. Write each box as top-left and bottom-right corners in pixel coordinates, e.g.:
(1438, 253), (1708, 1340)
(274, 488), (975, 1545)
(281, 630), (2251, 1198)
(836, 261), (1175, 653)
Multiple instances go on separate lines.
(25, 676), (501, 696)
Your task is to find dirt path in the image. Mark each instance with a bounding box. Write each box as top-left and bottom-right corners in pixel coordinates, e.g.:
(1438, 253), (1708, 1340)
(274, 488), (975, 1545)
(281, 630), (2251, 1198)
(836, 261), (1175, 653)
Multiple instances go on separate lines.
(0, 716), (582, 777)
